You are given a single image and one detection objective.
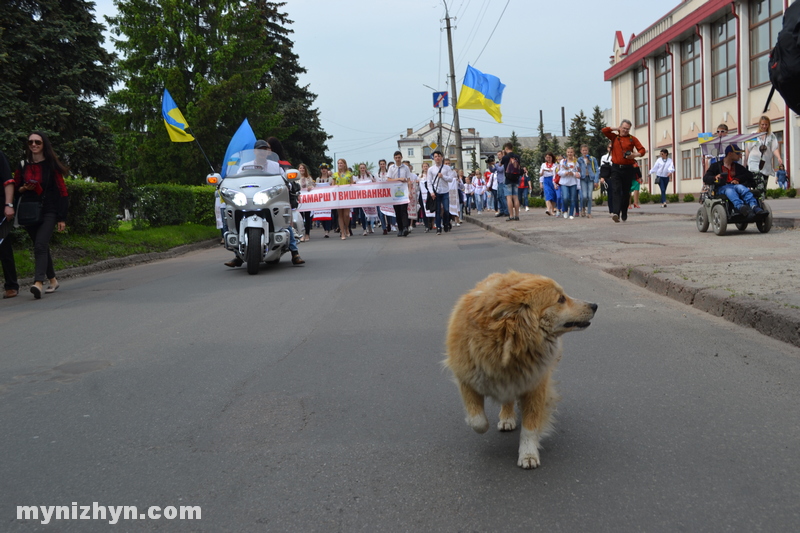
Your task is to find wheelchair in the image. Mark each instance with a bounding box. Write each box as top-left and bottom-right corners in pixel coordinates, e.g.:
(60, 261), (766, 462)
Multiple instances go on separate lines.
(696, 173), (772, 236)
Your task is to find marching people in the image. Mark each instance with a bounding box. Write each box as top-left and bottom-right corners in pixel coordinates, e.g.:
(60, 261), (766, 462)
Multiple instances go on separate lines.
(577, 144), (599, 218)
(426, 150), (455, 235)
(387, 151), (412, 237)
(492, 151), (508, 218)
(649, 149), (675, 207)
(355, 163), (376, 236)
(298, 163), (315, 241)
(1, 148), (19, 299)
(599, 142), (614, 214)
(746, 115), (783, 186)
(418, 161), (433, 232)
(473, 169), (486, 213)
(375, 159), (395, 234)
(602, 120), (647, 222)
(630, 162), (643, 208)
(500, 142), (522, 221)
(333, 158), (354, 240)
(540, 152), (558, 216)
(12, 131), (69, 298)
(316, 164), (333, 238)
(404, 160), (420, 229)
(518, 168), (529, 212)
(557, 148), (580, 219)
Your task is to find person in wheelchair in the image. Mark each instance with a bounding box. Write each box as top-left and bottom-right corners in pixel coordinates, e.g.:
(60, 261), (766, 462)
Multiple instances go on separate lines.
(702, 144), (765, 219)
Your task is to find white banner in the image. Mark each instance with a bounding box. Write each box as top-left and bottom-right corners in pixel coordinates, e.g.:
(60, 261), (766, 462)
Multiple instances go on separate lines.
(298, 182), (409, 212)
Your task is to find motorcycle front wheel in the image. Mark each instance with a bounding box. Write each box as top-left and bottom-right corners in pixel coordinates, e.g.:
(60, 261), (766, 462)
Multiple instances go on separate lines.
(246, 227), (262, 275)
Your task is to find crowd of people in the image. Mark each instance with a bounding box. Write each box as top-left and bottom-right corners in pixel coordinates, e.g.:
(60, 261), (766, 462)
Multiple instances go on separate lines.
(2, 132), (69, 300)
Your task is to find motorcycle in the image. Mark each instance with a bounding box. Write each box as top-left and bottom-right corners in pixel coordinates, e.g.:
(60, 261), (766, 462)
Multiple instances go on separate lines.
(207, 149), (299, 275)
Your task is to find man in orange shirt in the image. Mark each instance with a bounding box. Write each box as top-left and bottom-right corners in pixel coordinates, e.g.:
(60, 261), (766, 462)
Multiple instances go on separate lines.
(602, 120), (647, 222)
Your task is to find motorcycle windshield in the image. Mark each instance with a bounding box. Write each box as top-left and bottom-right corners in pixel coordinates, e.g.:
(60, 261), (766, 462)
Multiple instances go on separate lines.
(225, 149), (284, 177)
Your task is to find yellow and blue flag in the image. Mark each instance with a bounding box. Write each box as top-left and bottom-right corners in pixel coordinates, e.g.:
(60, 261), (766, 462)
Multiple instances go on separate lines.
(456, 65), (506, 123)
(162, 89), (195, 142)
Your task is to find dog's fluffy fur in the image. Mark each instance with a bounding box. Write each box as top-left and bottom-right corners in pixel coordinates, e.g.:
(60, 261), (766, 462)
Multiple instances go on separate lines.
(445, 271), (597, 469)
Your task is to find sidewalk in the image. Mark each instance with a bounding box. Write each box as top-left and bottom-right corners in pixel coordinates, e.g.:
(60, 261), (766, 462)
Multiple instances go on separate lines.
(465, 197), (800, 348)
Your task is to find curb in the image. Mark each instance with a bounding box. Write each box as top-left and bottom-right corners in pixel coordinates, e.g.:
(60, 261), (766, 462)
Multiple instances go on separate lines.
(16, 239), (220, 286)
(465, 215), (800, 349)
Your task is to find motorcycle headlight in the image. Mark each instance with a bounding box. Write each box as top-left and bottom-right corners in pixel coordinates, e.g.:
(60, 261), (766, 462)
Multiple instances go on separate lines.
(221, 187), (248, 207)
(253, 186), (283, 205)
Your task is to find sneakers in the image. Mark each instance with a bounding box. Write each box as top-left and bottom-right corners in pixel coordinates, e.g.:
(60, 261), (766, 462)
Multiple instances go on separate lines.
(563, 212), (568, 219)
(525, 206), (529, 211)
(569, 216), (574, 220)
(611, 213), (620, 223)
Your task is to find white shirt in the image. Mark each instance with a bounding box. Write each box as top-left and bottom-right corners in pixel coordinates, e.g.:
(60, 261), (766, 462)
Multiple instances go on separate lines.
(747, 133), (780, 175)
(649, 157), (675, 177)
(387, 163), (412, 181)
(557, 159), (580, 187)
(427, 164), (455, 194)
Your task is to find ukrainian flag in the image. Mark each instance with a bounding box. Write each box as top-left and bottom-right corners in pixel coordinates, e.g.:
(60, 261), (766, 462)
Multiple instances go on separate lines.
(456, 65), (506, 123)
(162, 89), (195, 142)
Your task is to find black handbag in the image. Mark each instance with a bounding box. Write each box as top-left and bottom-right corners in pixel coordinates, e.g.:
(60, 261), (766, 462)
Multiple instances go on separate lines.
(16, 197), (43, 226)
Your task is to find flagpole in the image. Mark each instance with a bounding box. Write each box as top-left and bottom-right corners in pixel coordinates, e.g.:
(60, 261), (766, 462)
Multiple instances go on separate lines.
(188, 128), (216, 175)
(443, 0), (463, 170)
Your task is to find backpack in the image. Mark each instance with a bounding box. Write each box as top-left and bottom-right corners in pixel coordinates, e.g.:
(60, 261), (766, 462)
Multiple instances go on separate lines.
(506, 154), (521, 177)
(765, 2), (800, 114)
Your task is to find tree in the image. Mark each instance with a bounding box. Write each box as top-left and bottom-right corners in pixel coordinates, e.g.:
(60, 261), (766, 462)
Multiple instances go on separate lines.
(567, 110), (590, 154)
(588, 105), (609, 160)
(258, 1), (330, 170)
(550, 136), (562, 159)
(536, 115), (549, 164)
(0, 0), (118, 180)
(509, 131), (521, 153)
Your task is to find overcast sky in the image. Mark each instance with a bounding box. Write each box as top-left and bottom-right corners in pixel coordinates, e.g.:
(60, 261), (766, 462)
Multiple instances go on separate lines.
(93, 0), (679, 166)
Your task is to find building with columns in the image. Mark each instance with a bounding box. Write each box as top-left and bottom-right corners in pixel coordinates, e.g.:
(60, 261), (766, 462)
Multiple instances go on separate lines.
(605, 0), (797, 193)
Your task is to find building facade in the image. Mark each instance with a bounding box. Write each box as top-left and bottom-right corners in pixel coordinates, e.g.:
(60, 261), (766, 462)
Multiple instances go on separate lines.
(605, 0), (797, 193)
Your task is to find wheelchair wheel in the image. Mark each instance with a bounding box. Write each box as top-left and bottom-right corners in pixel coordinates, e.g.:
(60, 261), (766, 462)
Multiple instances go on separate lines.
(757, 202), (772, 233)
(735, 222), (748, 231)
(711, 204), (727, 236)
(696, 207), (709, 232)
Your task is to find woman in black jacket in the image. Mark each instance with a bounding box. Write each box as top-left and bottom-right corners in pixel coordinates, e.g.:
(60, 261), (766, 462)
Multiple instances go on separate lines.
(12, 131), (69, 299)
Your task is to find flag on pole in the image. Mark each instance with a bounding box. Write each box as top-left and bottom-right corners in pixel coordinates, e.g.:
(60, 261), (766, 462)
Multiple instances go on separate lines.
(161, 89), (195, 142)
(221, 118), (257, 178)
(456, 65), (506, 123)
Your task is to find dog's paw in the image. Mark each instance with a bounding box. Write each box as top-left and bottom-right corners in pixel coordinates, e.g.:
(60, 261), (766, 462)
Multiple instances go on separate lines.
(466, 413), (489, 434)
(497, 417), (517, 431)
(517, 452), (541, 469)
(518, 427), (542, 469)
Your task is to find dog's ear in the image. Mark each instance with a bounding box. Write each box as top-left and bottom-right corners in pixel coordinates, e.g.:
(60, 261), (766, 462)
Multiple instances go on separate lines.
(490, 300), (542, 367)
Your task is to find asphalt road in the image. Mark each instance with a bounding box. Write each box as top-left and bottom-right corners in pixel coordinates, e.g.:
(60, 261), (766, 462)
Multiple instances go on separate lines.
(2, 224), (799, 532)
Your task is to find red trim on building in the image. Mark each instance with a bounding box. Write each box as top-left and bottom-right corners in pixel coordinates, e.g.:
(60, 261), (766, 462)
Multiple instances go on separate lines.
(615, 31), (625, 49)
(604, 0), (733, 82)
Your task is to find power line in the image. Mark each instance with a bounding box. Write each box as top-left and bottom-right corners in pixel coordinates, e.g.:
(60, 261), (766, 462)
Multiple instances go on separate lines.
(471, 0), (510, 68)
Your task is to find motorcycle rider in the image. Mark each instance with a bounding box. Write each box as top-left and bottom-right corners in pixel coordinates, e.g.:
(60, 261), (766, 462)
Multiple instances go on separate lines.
(224, 139), (304, 267)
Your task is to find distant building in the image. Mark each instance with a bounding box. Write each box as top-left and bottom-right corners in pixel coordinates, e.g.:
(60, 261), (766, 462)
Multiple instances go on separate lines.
(605, 0), (797, 194)
(397, 121), (567, 172)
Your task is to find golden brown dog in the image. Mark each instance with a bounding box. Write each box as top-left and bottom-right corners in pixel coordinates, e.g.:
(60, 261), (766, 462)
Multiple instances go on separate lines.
(445, 271), (597, 469)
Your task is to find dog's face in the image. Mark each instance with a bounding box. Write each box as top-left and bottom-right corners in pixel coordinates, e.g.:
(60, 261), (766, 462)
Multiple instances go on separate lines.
(480, 272), (597, 342)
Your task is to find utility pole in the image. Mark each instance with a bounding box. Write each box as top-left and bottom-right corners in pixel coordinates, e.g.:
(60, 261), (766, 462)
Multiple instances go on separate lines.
(443, 1), (463, 169)
(561, 107), (566, 137)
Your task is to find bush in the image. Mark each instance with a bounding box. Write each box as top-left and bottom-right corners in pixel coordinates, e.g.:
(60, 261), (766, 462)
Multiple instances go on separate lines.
(594, 196), (604, 206)
(188, 186), (217, 226)
(667, 194), (680, 203)
(787, 188), (797, 198)
(766, 188), (786, 198)
(529, 197), (546, 208)
(132, 184), (195, 228)
(652, 194), (662, 203)
(65, 179), (120, 234)
(638, 190), (651, 204)
(683, 193), (695, 202)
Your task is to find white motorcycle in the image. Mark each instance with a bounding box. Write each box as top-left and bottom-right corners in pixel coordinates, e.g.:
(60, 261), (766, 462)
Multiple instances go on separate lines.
(207, 149), (301, 275)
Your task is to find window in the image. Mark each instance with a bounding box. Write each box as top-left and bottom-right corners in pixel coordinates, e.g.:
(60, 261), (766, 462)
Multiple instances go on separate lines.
(681, 36), (701, 111)
(448, 146), (455, 156)
(693, 148), (703, 179)
(423, 146), (432, 158)
(750, 0), (783, 87)
(407, 148), (414, 157)
(681, 150), (692, 180)
(711, 14), (737, 100)
(634, 67), (649, 126)
(655, 54), (672, 119)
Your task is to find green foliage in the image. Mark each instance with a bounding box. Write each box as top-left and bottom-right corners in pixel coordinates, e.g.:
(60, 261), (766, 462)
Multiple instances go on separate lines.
(189, 186), (217, 226)
(588, 105), (608, 160)
(594, 195), (604, 206)
(65, 179), (120, 234)
(566, 110), (590, 154)
(509, 131), (521, 154)
(536, 115), (549, 163)
(529, 197), (546, 208)
(638, 189), (651, 204)
(766, 188), (786, 198)
(787, 188), (797, 198)
(683, 193), (695, 202)
(667, 193), (680, 203)
(132, 184), (196, 228)
(520, 148), (539, 181)
(0, 0), (119, 180)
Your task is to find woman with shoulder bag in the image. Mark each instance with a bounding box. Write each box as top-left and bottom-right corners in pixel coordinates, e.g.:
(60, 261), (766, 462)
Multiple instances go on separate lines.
(12, 131), (69, 299)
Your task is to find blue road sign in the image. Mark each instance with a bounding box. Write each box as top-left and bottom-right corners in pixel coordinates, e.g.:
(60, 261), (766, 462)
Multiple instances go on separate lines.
(433, 91), (449, 108)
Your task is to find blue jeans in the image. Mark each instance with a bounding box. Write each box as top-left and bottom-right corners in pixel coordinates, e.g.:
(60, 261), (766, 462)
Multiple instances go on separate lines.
(718, 183), (757, 210)
(657, 176), (669, 203)
(518, 187), (529, 208)
(475, 193), (484, 212)
(434, 191), (450, 230)
(579, 180), (594, 214)
(496, 183), (508, 215)
(561, 185), (578, 216)
(555, 186), (563, 211)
